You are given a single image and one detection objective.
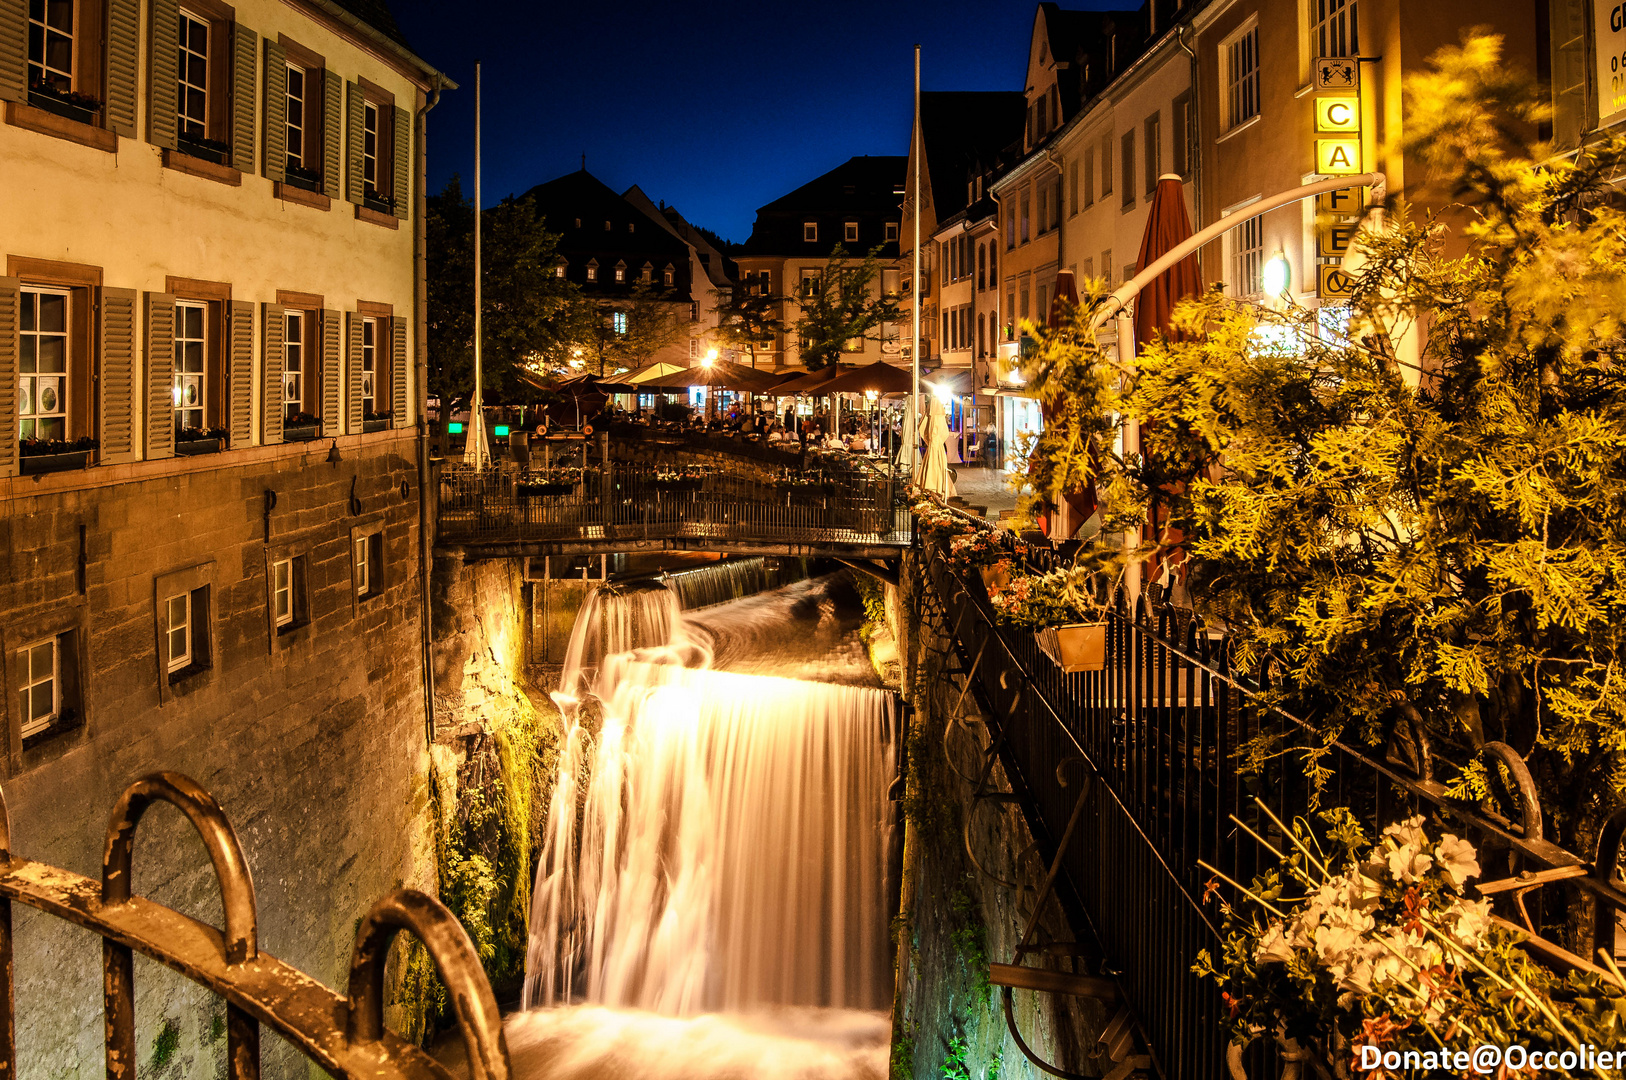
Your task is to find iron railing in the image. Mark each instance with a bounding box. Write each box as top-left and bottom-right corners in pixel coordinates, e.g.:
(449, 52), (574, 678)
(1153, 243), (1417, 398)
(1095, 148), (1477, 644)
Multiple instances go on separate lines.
(436, 462), (913, 549)
(917, 538), (1626, 1080)
(0, 771), (508, 1080)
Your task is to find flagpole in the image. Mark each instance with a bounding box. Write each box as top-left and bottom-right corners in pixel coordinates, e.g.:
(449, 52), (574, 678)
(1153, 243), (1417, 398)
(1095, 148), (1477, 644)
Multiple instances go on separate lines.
(909, 44), (921, 474)
(470, 60), (486, 468)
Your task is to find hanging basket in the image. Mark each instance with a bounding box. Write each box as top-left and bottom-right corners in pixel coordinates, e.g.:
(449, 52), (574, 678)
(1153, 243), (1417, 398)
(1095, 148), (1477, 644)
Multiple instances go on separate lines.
(1035, 622), (1107, 673)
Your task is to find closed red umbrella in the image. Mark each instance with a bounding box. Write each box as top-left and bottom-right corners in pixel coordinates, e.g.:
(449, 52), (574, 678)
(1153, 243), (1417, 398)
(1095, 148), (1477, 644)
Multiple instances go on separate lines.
(1133, 174), (1203, 583)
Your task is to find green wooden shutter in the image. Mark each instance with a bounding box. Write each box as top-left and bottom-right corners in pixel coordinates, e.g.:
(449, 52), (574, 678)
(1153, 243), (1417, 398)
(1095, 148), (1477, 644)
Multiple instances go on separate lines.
(144, 293), (175, 459)
(322, 69), (341, 200)
(390, 316), (407, 427)
(147, 0), (179, 149)
(229, 300), (253, 447)
(261, 303), (284, 444)
(345, 80), (364, 205)
(105, 0), (140, 135)
(0, 278), (18, 478)
(346, 312), (363, 433)
(261, 39), (286, 183)
(230, 23), (257, 173)
(0, 0), (24, 104)
(98, 288), (139, 464)
(392, 105), (410, 219)
(320, 308), (340, 436)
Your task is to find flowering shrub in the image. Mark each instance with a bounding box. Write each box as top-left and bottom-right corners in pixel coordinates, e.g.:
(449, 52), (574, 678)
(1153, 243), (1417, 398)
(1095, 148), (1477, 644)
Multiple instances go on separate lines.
(946, 528), (1006, 569)
(987, 566), (1103, 630)
(1196, 806), (1626, 1075)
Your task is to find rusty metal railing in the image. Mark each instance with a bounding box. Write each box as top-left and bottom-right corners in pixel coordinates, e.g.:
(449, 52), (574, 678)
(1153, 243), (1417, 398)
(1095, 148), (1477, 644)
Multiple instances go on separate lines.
(0, 770), (509, 1080)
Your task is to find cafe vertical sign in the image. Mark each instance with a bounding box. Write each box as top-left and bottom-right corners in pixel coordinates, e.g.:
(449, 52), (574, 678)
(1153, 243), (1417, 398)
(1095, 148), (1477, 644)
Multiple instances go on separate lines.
(1600, 2), (1626, 128)
(1313, 58), (1361, 299)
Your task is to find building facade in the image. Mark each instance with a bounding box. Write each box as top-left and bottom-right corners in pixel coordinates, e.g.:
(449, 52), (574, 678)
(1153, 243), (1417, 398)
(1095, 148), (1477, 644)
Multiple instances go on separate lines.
(734, 155), (906, 371)
(0, 0), (447, 1067)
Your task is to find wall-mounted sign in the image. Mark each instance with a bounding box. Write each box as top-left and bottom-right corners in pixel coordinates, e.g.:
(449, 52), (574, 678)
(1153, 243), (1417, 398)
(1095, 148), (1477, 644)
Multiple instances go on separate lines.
(1317, 187), (1366, 215)
(1313, 58), (1359, 91)
(1316, 223), (1359, 259)
(1315, 138), (1362, 174)
(1315, 97), (1360, 132)
(1318, 264), (1355, 299)
(1598, 4), (1626, 127)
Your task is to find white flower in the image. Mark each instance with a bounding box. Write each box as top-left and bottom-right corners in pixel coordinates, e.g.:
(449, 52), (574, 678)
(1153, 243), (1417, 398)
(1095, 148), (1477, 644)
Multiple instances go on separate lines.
(1445, 897), (1492, 948)
(1313, 922), (1364, 970)
(1386, 842), (1434, 884)
(1434, 834), (1481, 890)
(1255, 923), (1295, 965)
(1382, 814), (1429, 847)
(1338, 956), (1376, 995)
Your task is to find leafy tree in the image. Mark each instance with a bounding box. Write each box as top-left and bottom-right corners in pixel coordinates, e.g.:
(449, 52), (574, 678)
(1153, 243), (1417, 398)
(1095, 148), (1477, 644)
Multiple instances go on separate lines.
(794, 244), (902, 370)
(562, 279), (688, 377)
(712, 284), (785, 368)
(1025, 34), (1626, 873)
(425, 177), (579, 402)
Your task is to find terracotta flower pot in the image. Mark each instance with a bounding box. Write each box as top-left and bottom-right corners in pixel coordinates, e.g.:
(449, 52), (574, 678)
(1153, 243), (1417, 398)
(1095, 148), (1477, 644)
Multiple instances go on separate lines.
(1036, 622), (1107, 672)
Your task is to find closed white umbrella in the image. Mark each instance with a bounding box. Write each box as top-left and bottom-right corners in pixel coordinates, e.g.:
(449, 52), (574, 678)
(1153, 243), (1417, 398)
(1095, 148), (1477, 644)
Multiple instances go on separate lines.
(914, 395), (956, 498)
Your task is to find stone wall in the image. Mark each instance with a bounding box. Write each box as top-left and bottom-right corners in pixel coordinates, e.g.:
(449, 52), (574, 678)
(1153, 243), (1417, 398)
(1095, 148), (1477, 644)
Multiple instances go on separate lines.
(0, 432), (434, 1078)
(893, 550), (1110, 1080)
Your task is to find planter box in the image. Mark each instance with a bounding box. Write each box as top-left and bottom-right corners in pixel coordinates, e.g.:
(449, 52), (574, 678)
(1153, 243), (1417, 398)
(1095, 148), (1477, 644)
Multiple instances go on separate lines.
(28, 90), (98, 126)
(19, 450), (90, 475)
(283, 424), (319, 443)
(284, 168), (323, 193)
(177, 136), (229, 165)
(175, 438), (222, 456)
(1036, 622), (1108, 673)
(363, 418), (390, 433)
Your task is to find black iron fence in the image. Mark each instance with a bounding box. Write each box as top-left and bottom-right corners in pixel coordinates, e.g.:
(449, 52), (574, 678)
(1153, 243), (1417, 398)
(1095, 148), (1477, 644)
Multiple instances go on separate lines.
(0, 771), (506, 1079)
(436, 462), (913, 549)
(917, 537), (1626, 1080)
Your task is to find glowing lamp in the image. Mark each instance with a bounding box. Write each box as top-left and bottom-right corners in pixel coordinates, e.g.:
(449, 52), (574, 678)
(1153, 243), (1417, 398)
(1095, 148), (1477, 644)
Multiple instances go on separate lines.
(931, 382), (953, 404)
(865, 389), (879, 402)
(1262, 251), (1291, 297)
(448, 422), (465, 434)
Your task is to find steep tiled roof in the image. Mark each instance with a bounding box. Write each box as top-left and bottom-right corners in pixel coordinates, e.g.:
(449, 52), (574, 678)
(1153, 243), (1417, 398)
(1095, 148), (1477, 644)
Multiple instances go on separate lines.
(919, 91), (1026, 221)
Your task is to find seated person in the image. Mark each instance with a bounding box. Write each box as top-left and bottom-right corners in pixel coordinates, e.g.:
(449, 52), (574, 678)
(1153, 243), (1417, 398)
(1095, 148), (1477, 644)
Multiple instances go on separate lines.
(849, 431), (870, 452)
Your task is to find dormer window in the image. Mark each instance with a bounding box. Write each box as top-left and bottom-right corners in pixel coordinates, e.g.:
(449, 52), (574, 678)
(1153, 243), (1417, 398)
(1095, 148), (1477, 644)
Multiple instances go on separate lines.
(604, 220), (612, 231)
(614, 261), (627, 283)
(803, 221), (818, 242)
(885, 221), (899, 242)
(628, 222), (635, 233)
(586, 258), (599, 282)
(844, 221), (859, 243)
(640, 262), (653, 283)
(663, 265), (674, 286)
(574, 217), (582, 228)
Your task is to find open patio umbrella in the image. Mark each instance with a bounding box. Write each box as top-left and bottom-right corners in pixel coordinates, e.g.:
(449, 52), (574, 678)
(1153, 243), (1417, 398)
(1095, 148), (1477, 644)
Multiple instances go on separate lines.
(620, 360), (689, 384)
(639, 360), (781, 393)
(817, 359), (914, 396)
(914, 394), (956, 498)
(771, 365), (855, 397)
(1132, 174), (1203, 586)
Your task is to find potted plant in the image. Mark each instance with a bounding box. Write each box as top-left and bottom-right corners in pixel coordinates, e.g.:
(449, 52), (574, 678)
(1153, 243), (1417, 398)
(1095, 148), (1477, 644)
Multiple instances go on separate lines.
(27, 78), (101, 125)
(283, 412), (321, 442)
(284, 162), (323, 193)
(19, 436), (97, 475)
(1195, 805), (1625, 1079)
(176, 132), (232, 165)
(363, 187), (395, 215)
(517, 466), (580, 497)
(988, 565), (1109, 672)
(362, 409), (392, 433)
(175, 425), (229, 455)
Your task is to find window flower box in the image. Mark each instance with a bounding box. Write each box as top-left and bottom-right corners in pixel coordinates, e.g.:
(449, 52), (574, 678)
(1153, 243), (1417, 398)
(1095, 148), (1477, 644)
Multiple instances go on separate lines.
(19, 450), (89, 475)
(27, 84), (101, 126)
(283, 422), (320, 443)
(1035, 622), (1108, 673)
(174, 438), (222, 456)
(363, 189), (396, 215)
(284, 164), (323, 193)
(177, 133), (232, 165)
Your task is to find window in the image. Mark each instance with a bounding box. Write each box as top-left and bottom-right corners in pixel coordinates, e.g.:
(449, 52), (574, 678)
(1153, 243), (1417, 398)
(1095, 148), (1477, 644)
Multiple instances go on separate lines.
(19, 287), (69, 441)
(604, 220), (611, 231)
(1037, 186), (1049, 234)
(352, 527), (384, 600)
(1144, 113), (1161, 195)
(1084, 146), (1096, 206)
(1005, 200), (1016, 249)
(882, 268), (900, 295)
(27, 0), (74, 94)
(1100, 133), (1113, 197)
(886, 221), (899, 241)
(640, 265), (651, 284)
(1311, 0), (1358, 60)
(1068, 160), (1078, 215)
(286, 65), (307, 170)
(174, 300), (206, 431)
(177, 9), (209, 141)
(663, 266), (674, 286)
(1121, 131), (1135, 208)
(1005, 289), (1015, 338)
(1233, 214), (1264, 296)
(272, 558), (294, 627)
(845, 221), (859, 243)
(977, 314), (985, 357)
(1019, 188), (1030, 243)
(803, 221), (818, 242)
(17, 638), (58, 739)
(1223, 23), (1260, 130)
(800, 268), (820, 298)
(977, 244), (986, 291)
(283, 310), (305, 422)
(360, 317), (377, 416)
(362, 100), (379, 193)
(267, 553), (311, 638)
(614, 266), (625, 283)
(164, 588), (207, 677)
(628, 222), (635, 233)
(555, 264), (565, 279)
(1101, 249), (1113, 284)
(586, 264), (598, 282)
(1018, 286), (1029, 325)
(612, 310), (628, 335)
(1172, 92), (1192, 177)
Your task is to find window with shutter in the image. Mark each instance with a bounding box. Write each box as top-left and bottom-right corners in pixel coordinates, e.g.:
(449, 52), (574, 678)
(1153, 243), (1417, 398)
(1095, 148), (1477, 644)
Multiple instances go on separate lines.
(143, 292), (176, 459)
(229, 299), (252, 447)
(229, 22), (254, 172)
(0, 0), (25, 104)
(106, 0), (139, 135)
(99, 287), (138, 463)
(320, 308), (340, 436)
(345, 311), (363, 433)
(390, 316), (407, 426)
(260, 302), (283, 443)
(344, 80), (364, 205)
(146, 0), (178, 147)
(0, 278), (18, 478)
(392, 104), (410, 219)
(260, 38), (286, 182)
(321, 68), (341, 200)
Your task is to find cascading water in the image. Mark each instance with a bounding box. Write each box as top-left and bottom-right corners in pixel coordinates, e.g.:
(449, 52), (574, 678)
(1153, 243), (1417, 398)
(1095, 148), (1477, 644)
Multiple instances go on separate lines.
(511, 574), (897, 1079)
(662, 556), (811, 611)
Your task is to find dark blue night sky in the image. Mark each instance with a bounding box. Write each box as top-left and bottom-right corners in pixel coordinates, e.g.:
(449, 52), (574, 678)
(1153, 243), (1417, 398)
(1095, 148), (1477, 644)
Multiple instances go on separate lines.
(388, 0), (1131, 245)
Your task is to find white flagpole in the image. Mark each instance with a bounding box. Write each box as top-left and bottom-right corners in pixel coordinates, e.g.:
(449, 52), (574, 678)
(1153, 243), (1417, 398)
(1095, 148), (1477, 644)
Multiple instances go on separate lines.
(468, 60), (487, 468)
(908, 44), (921, 475)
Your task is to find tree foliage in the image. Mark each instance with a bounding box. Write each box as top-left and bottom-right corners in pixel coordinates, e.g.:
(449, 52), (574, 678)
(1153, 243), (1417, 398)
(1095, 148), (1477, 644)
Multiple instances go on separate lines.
(713, 283), (785, 368)
(1024, 34), (1626, 851)
(425, 177), (579, 402)
(794, 244), (902, 370)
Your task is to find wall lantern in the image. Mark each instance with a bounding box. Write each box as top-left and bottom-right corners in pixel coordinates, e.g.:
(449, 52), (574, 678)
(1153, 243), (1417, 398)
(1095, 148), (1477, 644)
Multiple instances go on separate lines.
(1263, 250), (1292, 296)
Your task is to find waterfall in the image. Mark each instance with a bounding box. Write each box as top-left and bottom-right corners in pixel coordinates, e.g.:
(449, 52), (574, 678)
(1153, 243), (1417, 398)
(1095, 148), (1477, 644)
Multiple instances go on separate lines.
(662, 557), (810, 611)
(524, 581), (898, 1018)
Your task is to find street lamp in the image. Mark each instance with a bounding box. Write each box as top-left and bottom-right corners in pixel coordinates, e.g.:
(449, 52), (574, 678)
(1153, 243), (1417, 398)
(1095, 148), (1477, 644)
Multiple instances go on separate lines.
(1263, 250), (1291, 297)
